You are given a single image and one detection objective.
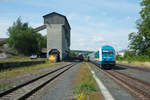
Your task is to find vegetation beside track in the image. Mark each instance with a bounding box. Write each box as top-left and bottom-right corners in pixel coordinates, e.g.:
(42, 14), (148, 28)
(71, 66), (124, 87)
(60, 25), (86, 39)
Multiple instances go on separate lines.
(117, 60), (150, 68)
(6, 18), (46, 56)
(116, 54), (150, 62)
(73, 62), (102, 100)
(116, 55), (150, 68)
(116, 0), (150, 66)
(113, 50), (150, 68)
(0, 62), (67, 80)
(0, 57), (47, 63)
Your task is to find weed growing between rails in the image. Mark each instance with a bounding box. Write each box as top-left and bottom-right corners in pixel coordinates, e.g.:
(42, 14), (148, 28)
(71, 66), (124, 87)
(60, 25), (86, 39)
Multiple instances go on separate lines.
(73, 62), (102, 100)
(73, 74), (97, 100)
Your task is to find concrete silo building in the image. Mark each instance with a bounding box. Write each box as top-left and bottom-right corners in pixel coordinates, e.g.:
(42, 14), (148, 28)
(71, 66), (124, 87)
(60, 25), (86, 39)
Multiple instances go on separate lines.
(43, 12), (71, 60)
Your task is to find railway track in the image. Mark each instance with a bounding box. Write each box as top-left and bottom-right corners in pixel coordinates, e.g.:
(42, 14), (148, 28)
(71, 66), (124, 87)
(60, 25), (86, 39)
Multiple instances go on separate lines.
(92, 63), (150, 100)
(0, 63), (77, 100)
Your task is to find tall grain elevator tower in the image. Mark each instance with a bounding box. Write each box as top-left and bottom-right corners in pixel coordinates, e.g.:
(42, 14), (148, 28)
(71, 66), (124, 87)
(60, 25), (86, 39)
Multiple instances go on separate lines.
(43, 12), (71, 60)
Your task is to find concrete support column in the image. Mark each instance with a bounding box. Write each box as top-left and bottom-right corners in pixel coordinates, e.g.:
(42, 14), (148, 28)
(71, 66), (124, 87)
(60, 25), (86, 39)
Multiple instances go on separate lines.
(46, 24), (63, 60)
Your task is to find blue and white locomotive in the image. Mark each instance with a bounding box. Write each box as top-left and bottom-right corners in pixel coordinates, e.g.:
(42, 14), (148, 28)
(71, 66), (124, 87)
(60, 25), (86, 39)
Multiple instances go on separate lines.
(89, 45), (116, 69)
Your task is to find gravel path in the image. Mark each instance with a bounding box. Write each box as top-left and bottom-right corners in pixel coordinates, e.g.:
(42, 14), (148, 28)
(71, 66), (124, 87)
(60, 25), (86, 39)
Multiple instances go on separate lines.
(28, 63), (81, 100)
(113, 65), (150, 83)
(0, 63), (70, 92)
(89, 63), (134, 100)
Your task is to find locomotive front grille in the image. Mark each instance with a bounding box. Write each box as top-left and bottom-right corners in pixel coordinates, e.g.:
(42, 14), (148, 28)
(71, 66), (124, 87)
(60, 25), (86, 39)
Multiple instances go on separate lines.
(102, 61), (116, 65)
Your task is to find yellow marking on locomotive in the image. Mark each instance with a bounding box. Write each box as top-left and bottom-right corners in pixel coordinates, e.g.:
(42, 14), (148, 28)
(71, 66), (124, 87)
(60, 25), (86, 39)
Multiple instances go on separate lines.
(95, 58), (99, 60)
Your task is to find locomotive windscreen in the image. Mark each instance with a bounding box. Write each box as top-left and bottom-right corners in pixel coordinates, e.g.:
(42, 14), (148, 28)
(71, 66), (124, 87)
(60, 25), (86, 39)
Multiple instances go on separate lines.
(102, 50), (113, 54)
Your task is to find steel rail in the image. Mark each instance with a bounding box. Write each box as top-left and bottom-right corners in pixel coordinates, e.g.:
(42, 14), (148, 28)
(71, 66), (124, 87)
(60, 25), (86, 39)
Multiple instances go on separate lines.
(91, 62), (150, 100)
(0, 63), (77, 99)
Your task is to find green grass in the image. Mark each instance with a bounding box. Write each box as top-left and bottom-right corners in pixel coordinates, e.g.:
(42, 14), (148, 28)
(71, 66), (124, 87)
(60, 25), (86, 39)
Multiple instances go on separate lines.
(0, 50), (47, 63)
(73, 62), (102, 100)
(117, 55), (150, 63)
(0, 57), (47, 63)
(0, 62), (67, 80)
(0, 83), (14, 91)
(117, 60), (150, 68)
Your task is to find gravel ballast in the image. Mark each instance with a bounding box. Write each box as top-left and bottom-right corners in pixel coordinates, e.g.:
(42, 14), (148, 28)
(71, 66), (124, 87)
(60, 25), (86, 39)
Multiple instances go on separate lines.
(113, 65), (150, 83)
(88, 63), (134, 100)
(0, 63), (70, 93)
(27, 63), (81, 100)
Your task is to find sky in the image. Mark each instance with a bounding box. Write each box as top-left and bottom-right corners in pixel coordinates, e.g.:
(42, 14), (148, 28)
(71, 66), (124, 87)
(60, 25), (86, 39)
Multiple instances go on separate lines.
(0, 0), (141, 51)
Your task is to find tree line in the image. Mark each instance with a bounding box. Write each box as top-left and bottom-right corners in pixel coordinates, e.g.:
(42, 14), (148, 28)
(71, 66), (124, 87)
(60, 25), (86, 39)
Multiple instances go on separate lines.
(7, 18), (46, 55)
(120, 0), (150, 61)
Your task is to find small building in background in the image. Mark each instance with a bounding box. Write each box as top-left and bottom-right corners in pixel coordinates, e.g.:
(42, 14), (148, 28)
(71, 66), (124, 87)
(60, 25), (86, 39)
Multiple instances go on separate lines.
(117, 50), (126, 57)
(38, 48), (47, 58)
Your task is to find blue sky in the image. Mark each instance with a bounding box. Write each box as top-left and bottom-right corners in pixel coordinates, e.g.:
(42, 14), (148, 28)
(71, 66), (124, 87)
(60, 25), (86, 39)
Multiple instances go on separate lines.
(0, 0), (141, 51)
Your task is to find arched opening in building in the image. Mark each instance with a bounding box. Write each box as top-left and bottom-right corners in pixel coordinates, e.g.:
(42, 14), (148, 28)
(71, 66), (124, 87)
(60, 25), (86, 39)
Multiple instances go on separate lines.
(49, 49), (60, 62)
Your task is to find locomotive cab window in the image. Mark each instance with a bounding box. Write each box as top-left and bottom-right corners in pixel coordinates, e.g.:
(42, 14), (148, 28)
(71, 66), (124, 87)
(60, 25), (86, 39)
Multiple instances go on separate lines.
(102, 50), (113, 54)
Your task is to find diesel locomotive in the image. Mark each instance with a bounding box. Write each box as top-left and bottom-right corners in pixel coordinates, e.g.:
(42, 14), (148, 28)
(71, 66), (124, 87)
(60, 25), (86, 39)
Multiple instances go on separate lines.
(89, 45), (116, 69)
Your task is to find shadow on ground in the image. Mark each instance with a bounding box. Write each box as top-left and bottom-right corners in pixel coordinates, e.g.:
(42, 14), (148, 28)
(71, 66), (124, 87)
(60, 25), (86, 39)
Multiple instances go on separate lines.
(111, 65), (127, 70)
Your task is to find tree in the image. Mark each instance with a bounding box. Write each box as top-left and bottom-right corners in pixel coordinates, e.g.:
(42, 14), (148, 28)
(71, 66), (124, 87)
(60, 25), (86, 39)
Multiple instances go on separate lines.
(128, 0), (150, 56)
(36, 34), (47, 50)
(7, 18), (46, 55)
(69, 50), (77, 57)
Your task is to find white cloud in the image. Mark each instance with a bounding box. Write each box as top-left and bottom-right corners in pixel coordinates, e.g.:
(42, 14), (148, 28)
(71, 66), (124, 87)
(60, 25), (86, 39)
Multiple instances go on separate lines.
(0, 18), (45, 38)
(127, 16), (131, 20)
(0, 19), (13, 38)
(70, 20), (137, 51)
(91, 36), (104, 43)
(0, 0), (140, 51)
(0, 12), (137, 52)
(101, 12), (108, 16)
